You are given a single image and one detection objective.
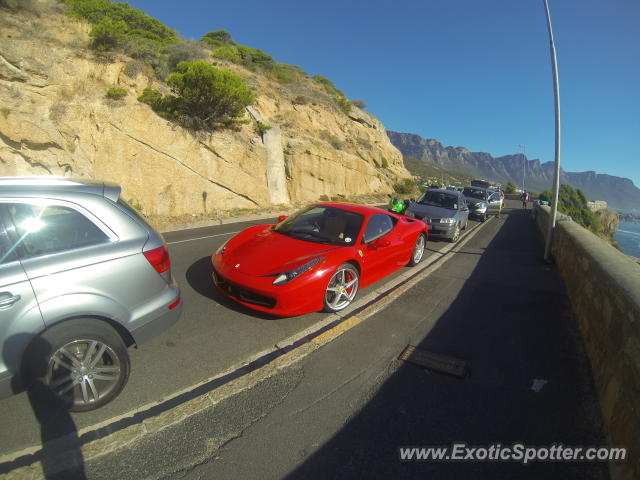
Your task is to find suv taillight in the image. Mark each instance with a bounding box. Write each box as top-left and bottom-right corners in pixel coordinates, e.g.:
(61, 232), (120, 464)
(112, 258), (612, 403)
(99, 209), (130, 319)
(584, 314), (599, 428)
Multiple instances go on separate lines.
(143, 245), (171, 274)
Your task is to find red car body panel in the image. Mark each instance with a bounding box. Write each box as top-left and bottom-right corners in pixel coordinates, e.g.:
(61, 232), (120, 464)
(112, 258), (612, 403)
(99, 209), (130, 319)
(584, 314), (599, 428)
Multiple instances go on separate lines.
(211, 202), (428, 316)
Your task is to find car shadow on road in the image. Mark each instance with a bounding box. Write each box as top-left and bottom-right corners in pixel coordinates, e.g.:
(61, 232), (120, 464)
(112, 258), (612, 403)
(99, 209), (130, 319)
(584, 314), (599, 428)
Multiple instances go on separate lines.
(185, 256), (282, 321)
(285, 208), (608, 480)
(1, 335), (86, 479)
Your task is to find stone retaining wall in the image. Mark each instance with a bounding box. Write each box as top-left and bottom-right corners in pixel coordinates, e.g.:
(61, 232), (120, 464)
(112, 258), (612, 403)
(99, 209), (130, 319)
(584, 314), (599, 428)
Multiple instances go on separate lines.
(536, 206), (640, 480)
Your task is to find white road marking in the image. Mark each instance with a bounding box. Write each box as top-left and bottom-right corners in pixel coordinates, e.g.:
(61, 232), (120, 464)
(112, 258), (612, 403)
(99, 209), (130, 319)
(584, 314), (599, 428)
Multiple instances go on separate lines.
(167, 231), (238, 245)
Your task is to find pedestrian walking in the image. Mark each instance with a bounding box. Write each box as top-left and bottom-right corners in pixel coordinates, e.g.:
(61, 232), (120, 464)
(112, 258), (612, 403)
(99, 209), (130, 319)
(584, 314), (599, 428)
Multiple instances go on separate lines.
(520, 191), (530, 209)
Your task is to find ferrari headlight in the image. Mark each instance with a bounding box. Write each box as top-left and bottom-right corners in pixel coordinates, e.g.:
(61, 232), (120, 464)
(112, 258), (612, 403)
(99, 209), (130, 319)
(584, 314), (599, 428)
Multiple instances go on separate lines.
(273, 257), (324, 285)
(439, 218), (456, 224)
(216, 239), (229, 255)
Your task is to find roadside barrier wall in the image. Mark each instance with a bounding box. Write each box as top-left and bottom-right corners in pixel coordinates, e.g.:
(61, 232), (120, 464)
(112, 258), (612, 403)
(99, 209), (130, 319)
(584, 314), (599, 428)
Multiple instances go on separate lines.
(536, 205), (640, 480)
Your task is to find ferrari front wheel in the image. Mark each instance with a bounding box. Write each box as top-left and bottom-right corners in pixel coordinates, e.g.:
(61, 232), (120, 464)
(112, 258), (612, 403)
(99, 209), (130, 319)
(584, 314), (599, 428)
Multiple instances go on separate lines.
(407, 233), (426, 266)
(323, 263), (359, 313)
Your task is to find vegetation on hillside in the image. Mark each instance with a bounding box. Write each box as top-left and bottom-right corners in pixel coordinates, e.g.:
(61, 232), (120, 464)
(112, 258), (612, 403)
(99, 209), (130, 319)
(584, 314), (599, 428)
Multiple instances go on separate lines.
(201, 31), (352, 114)
(138, 60), (254, 130)
(64, 0), (178, 46)
(393, 178), (417, 195)
(57, 0), (354, 122)
(539, 184), (619, 241)
(504, 181), (517, 194)
(403, 156), (474, 188)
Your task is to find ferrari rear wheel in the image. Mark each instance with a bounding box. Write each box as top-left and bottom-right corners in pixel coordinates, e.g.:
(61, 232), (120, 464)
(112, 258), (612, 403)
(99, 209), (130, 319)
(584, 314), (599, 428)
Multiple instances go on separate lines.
(323, 263), (359, 313)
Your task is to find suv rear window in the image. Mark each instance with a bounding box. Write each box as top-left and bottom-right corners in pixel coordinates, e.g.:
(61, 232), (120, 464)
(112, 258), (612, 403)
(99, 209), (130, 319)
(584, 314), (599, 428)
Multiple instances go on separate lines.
(7, 203), (109, 257)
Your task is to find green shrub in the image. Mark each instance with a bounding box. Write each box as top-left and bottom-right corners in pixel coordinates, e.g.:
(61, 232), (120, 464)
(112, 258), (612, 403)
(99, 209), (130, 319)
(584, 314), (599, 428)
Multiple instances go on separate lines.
(123, 37), (161, 61)
(143, 60), (254, 129)
(351, 99), (367, 109)
(270, 64), (306, 84)
(90, 16), (128, 51)
(335, 95), (352, 115)
(105, 86), (127, 99)
(236, 45), (274, 68)
(312, 75), (343, 96)
(65, 0), (177, 41)
(163, 42), (208, 71)
(201, 30), (235, 48)
(504, 181), (516, 194)
(393, 178), (417, 194)
(137, 87), (162, 106)
(255, 121), (272, 136)
(211, 45), (242, 63)
(540, 184), (597, 230)
(381, 158), (389, 168)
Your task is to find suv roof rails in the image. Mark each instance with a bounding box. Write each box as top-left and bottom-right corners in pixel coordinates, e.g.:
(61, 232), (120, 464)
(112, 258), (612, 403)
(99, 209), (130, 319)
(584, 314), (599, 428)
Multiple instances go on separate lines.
(0, 176), (121, 202)
(0, 176), (86, 186)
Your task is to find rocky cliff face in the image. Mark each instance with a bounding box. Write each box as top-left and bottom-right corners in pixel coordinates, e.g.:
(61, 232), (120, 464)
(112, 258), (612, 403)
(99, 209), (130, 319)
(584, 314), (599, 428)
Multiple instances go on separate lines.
(388, 131), (640, 210)
(0, 8), (409, 222)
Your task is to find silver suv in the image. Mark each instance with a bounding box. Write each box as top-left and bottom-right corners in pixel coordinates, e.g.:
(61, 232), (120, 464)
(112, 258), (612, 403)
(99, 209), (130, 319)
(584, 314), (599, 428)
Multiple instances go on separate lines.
(0, 177), (182, 411)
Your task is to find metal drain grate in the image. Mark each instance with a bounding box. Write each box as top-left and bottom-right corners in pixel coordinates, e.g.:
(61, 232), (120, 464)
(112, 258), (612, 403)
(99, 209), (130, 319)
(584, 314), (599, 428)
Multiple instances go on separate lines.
(398, 345), (467, 378)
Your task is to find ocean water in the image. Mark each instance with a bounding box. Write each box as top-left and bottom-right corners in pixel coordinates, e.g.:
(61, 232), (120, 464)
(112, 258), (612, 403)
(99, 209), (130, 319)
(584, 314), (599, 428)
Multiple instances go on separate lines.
(615, 219), (640, 259)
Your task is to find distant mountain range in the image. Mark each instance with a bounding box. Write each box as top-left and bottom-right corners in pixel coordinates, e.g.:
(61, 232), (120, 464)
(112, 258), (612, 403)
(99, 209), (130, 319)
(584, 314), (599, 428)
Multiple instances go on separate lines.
(388, 131), (640, 210)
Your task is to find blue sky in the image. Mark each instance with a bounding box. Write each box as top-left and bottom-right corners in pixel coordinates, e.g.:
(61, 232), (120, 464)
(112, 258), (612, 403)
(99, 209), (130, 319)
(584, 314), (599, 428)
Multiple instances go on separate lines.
(126, 0), (640, 188)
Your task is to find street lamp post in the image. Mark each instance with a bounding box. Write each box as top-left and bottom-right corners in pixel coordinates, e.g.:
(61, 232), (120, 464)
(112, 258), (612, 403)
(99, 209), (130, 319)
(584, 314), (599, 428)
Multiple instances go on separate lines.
(518, 144), (526, 192)
(543, 0), (562, 263)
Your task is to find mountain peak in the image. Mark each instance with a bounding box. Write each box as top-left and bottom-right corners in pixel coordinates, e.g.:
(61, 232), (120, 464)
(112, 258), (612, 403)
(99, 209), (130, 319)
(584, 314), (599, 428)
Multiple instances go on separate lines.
(387, 130), (640, 210)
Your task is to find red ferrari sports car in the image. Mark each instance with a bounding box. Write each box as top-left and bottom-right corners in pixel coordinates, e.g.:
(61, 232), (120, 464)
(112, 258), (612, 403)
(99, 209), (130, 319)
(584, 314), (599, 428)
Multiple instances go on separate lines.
(211, 202), (428, 316)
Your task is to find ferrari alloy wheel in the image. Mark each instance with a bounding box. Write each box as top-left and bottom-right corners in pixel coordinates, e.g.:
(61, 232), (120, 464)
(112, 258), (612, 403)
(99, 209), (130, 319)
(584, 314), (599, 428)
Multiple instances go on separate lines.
(324, 263), (359, 312)
(408, 233), (426, 266)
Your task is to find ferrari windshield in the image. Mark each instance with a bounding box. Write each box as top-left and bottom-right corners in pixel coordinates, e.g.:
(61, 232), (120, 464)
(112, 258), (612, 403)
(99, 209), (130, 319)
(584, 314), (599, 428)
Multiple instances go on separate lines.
(417, 191), (459, 210)
(274, 205), (364, 246)
(463, 187), (488, 200)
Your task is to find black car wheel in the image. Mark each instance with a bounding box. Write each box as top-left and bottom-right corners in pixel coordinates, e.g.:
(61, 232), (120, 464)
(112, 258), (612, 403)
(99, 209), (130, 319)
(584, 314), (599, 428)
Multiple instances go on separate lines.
(27, 318), (131, 412)
(450, 224), (461, 243)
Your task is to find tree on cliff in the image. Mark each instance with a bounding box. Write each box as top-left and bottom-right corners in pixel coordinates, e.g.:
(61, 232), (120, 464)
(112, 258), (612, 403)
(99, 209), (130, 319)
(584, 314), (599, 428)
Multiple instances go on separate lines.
(139, 60), (254, 130)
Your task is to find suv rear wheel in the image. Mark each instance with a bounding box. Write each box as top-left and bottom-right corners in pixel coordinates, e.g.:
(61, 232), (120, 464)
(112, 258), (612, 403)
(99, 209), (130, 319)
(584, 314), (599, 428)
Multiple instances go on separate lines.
(27, 319), (130, 412)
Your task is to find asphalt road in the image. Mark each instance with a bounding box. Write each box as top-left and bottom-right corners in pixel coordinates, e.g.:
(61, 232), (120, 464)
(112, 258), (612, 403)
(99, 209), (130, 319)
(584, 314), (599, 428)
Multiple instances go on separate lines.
(18, 202), (606, 480)
(0, 206), (488, 460)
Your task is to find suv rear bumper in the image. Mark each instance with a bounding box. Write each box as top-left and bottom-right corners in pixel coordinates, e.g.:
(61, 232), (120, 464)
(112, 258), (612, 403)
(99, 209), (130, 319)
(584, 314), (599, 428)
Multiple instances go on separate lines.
(130, 283), (182, 345)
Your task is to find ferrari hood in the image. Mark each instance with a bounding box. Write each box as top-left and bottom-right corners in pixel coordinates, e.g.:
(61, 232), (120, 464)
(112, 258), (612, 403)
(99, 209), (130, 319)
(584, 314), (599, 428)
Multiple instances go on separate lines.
(223, 227), (340, 276)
